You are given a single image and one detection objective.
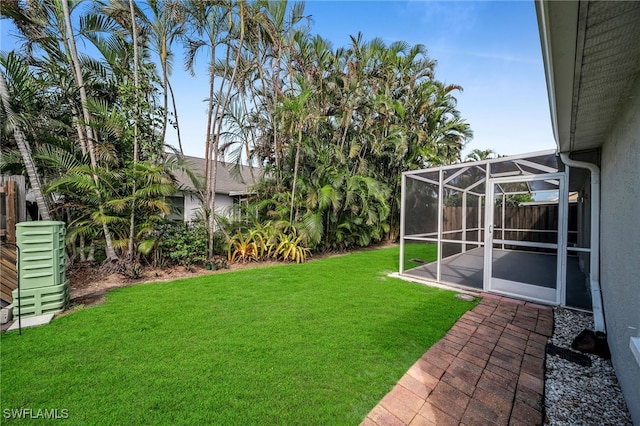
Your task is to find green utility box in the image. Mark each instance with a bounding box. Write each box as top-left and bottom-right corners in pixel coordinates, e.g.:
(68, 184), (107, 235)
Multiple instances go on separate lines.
(12, 221), (68, 318)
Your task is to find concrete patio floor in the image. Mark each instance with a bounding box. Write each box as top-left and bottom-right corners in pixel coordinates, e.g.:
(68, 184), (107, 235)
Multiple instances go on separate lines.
(361, 294), (553, 426)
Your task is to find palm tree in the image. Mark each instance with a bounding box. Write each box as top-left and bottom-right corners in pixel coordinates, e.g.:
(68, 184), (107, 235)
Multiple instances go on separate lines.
(61, 0), (118, 260)
(147, 0), (186, 154)
(276, 85), (313, 223)
(0, 58), (51, 220)
(126, 0), (140, 262)
(207, 0), (248, 256)
(252, 0), (308, 184)
(61, 0), (98, 168)
(184, 0), (231, 257)
(466, 148), (497, 162)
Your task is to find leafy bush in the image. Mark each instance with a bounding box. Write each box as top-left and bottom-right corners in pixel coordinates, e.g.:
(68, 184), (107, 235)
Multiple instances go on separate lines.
(158, 221), (212, 266)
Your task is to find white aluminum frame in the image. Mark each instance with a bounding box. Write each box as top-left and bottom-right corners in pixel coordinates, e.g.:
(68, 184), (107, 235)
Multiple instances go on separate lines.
(399, 149), (587, 307)
(483, 172), (567, 305)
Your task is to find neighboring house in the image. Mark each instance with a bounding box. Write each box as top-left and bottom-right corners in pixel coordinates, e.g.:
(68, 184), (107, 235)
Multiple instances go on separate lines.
(170, 155), (261, 223)
(536, 0), (640, 421)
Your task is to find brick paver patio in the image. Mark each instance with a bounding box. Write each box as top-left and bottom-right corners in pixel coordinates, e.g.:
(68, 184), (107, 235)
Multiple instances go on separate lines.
(361, 293), (553, 426)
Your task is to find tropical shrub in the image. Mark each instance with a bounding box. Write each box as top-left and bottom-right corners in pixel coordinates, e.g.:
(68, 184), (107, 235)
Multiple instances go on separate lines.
(273, 231), (311, 263)
(227, 230), (261, 263)
(158, 221), (209, 266)
(226, 222), (312, 264)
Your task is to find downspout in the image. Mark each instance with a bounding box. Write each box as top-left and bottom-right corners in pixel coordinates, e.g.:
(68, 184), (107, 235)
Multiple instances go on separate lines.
(559, 153), (605, 333)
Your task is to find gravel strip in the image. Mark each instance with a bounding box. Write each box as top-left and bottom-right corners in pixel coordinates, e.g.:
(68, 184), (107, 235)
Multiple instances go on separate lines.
(544, 308), (633, 425)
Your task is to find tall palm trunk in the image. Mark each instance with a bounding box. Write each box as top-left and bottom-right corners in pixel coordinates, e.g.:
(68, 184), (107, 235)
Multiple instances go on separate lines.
(253, 49), (278, 182)
(208, 1), (246, 257)
(160, 45), (169, 143)
(128, 0), (140, 262)
(0, 71), (51, 220)
(203, 44), (216, 252)
(207, 38), (231, 253)
(57, 7), (88, 156)
(62, 0), (118, 260)
(61, 0), (97, 171)
(167, 78), (184, 155)
(69, 105), (87, 155)
(289, 126), (301, 224)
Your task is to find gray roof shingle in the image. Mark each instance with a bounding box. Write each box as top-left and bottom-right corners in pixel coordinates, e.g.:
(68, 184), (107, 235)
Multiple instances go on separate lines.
(171, 155), (261, 196)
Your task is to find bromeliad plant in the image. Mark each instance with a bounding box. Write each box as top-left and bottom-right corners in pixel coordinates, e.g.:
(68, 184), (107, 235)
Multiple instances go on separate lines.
(273, 231), (310, 263)
(227, 230), (261, 263)
(227, 223), (312, 264)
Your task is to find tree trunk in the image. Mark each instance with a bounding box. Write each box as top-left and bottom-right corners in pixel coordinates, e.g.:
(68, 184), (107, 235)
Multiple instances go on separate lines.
(58, 12), (87, 156)
(160, 41), (169, 143)
(289, 127), (301, 224)
(167, 78), (184, 156)
(128, 0), (140, 262)
(62, 0), (118, 261)
(70, 105), (87, 155)
(62, 0), (97, 171)
(0, 71), (51, 220)
(204, 43), (218, 257)
(206, 9), (233, 259)
(209, 1), (246, 257)
(87, 241), (96, 262)
(253, 33), (279, 185)
(79, 236), (86, 262)
(208, 145), (219, 257)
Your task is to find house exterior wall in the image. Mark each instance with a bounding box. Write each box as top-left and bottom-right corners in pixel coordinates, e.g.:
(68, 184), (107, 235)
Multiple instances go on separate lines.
(599, 74), (640, 422)
(215, 194), (234, 217)
(181, 193), (236, 224)
(183, 193), (201, 222)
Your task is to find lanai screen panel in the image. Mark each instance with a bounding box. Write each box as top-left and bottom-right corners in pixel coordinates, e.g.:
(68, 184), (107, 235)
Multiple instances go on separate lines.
(403, 171), (439, 239)
(445, 164), (486, 248)
(401, 161), (488, 279)
(402, 172), (440, 271)
(400, 150), (563, 288)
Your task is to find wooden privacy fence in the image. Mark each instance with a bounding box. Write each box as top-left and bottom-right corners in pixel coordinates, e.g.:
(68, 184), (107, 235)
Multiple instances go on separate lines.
(1, 175), (26, 305)
(442, 204), (577, 244)
(442, 206), (482, 232)
(1, 245), (17, 305)
(1, 180), (17, 243)
(0, 175), (27, 242)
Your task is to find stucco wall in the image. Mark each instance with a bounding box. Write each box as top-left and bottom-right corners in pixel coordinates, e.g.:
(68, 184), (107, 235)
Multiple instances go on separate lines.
(215, 194), (234, 217)
(183, 193), (201, 222)
(600, 74), (640, 422)
(183, 193), (235, 225)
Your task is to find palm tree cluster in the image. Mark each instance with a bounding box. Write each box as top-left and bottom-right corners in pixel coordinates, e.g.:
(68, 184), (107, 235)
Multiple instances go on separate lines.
(1, 0), (473, 265)
(222, 10), (473, 250)
(1, 0), (181, 265)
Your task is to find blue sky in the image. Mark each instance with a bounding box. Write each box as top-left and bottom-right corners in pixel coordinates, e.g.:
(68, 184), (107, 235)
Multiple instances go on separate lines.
(1, 1), (555, 160)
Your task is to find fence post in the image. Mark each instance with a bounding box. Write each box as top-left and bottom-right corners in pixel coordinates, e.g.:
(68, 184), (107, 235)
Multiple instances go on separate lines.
(6, 181), (16, 243)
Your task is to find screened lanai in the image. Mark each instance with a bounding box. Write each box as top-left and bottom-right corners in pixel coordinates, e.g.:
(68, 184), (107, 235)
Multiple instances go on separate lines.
(399, 150), (595, 310)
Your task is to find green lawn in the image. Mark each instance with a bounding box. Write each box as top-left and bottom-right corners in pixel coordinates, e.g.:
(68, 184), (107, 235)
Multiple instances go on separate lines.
(0, 245), (476, 425)
(402, 242), (438, 271)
